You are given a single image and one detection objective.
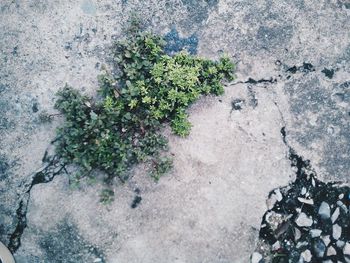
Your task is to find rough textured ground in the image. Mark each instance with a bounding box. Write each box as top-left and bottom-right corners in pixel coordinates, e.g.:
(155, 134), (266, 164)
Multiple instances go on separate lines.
(0, 0), (349, 262)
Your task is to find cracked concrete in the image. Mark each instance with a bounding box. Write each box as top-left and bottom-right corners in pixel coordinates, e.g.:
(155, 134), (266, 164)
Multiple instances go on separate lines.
(0, 0), (349, 262)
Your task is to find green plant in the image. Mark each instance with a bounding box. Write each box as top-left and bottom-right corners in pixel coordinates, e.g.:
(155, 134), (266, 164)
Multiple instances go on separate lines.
(150, 156), (173, 181)
(54, 29), (235, 187)
(99, 188), (115, 204)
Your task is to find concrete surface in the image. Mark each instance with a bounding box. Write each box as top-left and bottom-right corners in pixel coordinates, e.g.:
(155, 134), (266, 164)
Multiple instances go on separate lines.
(0, 0), (349, 262)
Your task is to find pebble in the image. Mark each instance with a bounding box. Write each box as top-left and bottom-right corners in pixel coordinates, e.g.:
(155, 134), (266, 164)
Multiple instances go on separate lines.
(272, 241), (281, 250)
(297, 241), (308, 249)
(275, 189), (283, 202)
(301, 187), (307, 195)
(267, 196), (277, 210)
(295, 227), (301, 241)
(311, 178), (315, 187)
(337, 201), (348, 213)
(337, 240), (345, 248)
(298, 197), (314, 205)
(344, 242), (350, 255)
(301, 249), (312, 262)
(318, 201), (331, 219)
(331, 207), (340, 223)
(295, 213), (313, 227)
(310, 229), (322, 238)
(313, 239), (326, 258)
(322, 235), (331, 246)
(333, 224), (342, 240)
(327, 246), (337, 256)
(251, 252), (263, 263)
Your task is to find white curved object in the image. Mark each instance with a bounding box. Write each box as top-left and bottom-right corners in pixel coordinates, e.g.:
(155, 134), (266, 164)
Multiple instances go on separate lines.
(0, 242), (15, 263)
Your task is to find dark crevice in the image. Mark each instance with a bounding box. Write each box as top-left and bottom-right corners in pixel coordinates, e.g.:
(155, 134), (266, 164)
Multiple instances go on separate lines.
(321, 68), (335, 79)
(286, 62), (315, 74)
(245, 77), (277, 84)
(280, 126), (287, 144)
(232, 77), (277, 85)
(131, 195), (142, 209)
(7, 155), (66, 253)
(256, 124), (350, 261)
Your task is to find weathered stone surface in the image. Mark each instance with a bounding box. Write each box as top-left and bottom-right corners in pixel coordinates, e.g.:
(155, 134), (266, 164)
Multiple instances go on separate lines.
(0, 0), (349, 262)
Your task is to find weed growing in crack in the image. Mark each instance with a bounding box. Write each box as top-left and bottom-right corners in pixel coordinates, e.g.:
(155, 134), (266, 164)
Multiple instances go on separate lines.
(54, 28), (235, 191)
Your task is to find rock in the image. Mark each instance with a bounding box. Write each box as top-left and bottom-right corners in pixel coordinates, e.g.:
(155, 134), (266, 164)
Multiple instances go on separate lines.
(318, 202), (331, 219)
(331, 207), (340, 223)
(313, 239), (326, 258)
(297, 241), (308, 249)
(301, 249), (312, 262)
(295, 227), (301, 241)
(332, 224), (342, 240)
(298, 197), (314, 205)
(344, 242), (350, 256)
(301, 187), (307, 195)
(310, 229), (322, 238)
(337, 201), (348, 213)
(323, 260), (333, 263)
(275, 189), (283, 201)
(311, 178), (315, 187)
(327, 246), (337, 256)
(272, 241), (281, 251)
(336, 240), (345, 248)
(251, 252), (263, 263)
(321, 235), (331, 246)
(266, 196), (277, 210)
(339, 193), (344, 199)
(295, 213), (313, 227)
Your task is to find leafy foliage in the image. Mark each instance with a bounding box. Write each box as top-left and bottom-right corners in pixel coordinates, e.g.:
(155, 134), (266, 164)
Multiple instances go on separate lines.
(54, 30), (235, 184)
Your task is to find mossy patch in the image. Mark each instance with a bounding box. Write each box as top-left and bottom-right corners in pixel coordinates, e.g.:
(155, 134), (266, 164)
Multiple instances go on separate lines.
(54, 28), (235, 187)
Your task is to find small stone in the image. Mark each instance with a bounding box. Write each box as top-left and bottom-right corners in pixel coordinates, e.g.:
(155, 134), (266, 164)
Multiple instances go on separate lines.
(93, 259), (102, 263)
(267, 195), (277, 210)
(272, 241), (281, 250)
(312, 178), (315, 187)
(251, 252), (263, 263)
(310, 229), (322, 238)
(318, 202), (331, 219)
(313, 239), (326, 258)
(337, 240), (345, 248)
(275, 189), (283, 202)
(339, 193), (344, 199)
(331, 207), (340, 223)
(295, 227), (301, 241)
(297, 241), (308, 249)
(327, 246), (337, 256)
(301, 249), (312, 262)
(333, 224), (342, 240)
(337, 201), (348, 213)
(298, 197), (314, 205)
(323, 260), (333, 263)
(301, 187), (307, 195)
(344, 242), (350, 255)
(322, 235), (331, 246)
(296, 213), (313, 227)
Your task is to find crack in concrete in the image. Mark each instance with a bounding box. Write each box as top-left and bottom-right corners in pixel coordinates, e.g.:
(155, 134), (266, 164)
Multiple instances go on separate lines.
(8, 155), (66, 253)
(232, 77), (277, 85)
